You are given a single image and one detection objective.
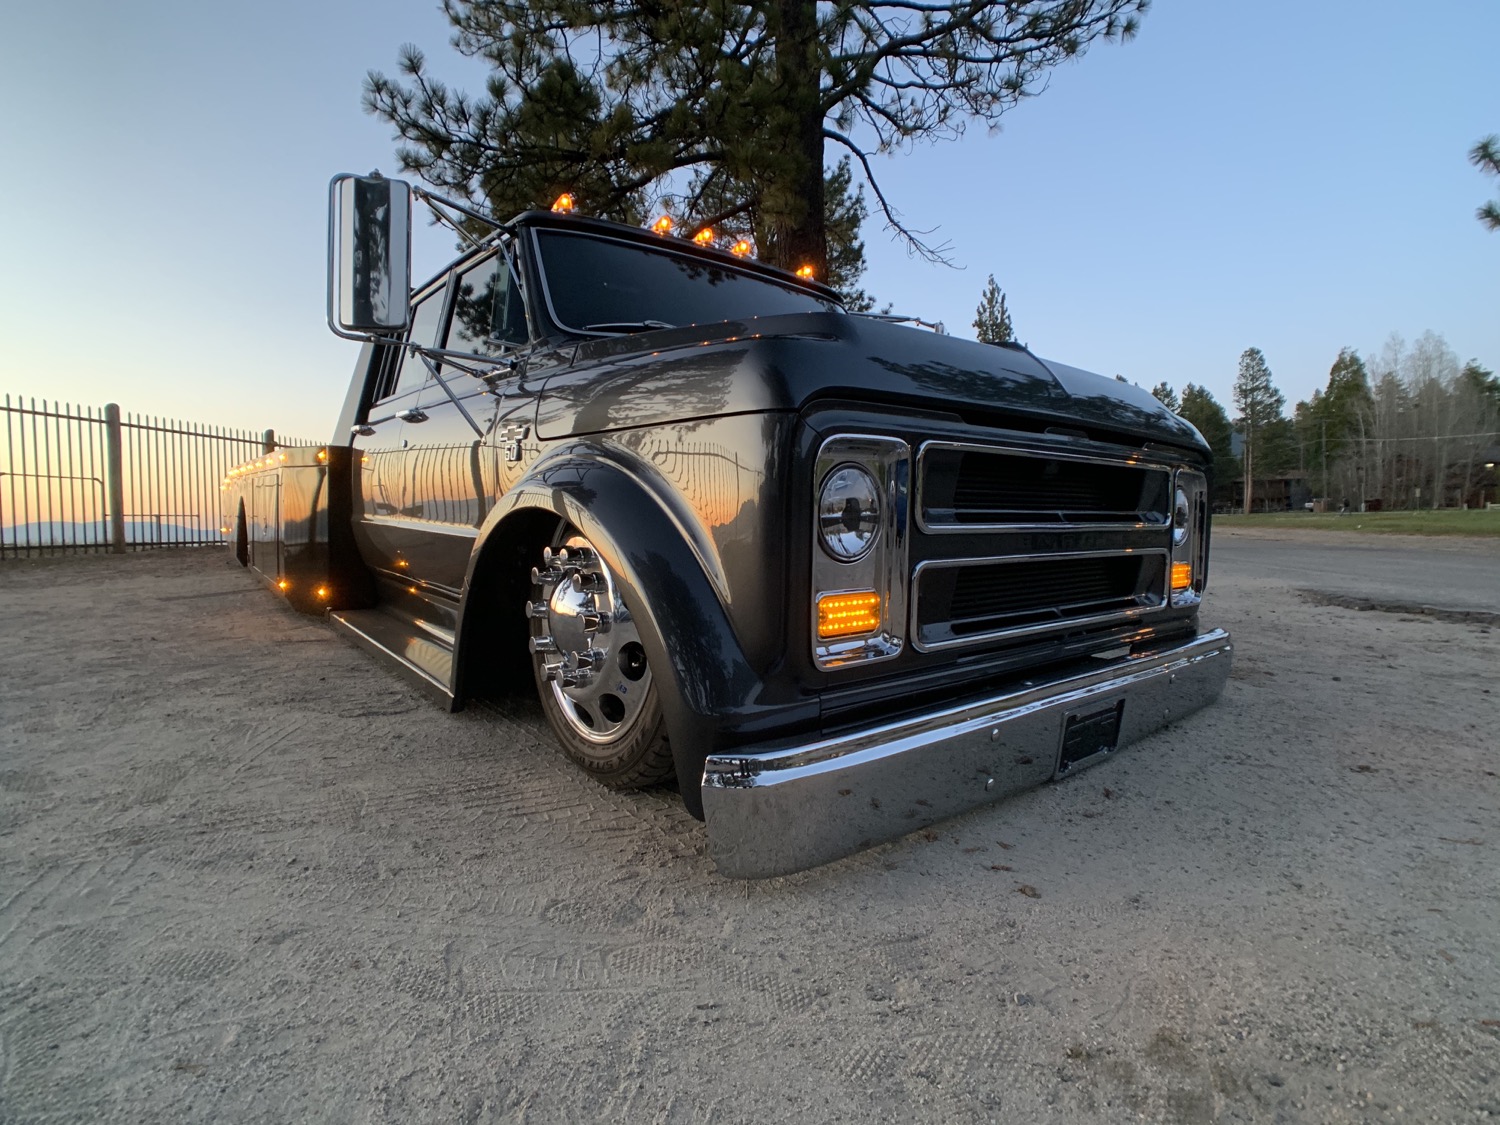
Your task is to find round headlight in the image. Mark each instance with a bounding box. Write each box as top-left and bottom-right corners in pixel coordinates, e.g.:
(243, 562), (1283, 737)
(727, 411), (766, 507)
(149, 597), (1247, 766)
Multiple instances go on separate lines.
(1172, 487), (1191, 547)
(818, 464), (881, 561)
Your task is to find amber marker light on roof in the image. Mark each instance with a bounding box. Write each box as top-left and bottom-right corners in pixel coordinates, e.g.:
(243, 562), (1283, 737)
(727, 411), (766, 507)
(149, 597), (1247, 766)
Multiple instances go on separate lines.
(730, 239), (753, 257)
(651, 215), (674, 236)
(817, 591), (881, 639)
(692, 227), (714, 246)
(551, 192), (575, 213)
(277, 579), (290, 592)
(1171, 562), (1193, 592)
(795, 264), (815, 279)
(316, 448), (328, 463)
(315, 585), (330, 600)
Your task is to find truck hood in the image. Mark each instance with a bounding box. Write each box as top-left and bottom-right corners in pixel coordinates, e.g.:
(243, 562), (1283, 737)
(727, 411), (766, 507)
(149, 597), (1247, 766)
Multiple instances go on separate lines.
(537, 311), (1207, 453)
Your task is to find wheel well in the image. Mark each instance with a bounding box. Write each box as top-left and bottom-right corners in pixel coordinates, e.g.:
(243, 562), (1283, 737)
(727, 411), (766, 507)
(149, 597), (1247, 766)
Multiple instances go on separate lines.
(454, 509), (563, 705)
(233, 501), (248, 567)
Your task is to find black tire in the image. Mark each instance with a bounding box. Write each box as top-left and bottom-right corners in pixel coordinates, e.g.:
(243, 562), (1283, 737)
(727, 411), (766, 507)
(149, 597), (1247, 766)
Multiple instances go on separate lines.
(527, 527), (675, 789)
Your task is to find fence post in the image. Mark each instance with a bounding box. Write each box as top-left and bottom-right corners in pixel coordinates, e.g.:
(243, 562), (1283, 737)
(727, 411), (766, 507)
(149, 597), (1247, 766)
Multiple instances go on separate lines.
(104, 403), (126, 554)
(262, 429), (276, 454)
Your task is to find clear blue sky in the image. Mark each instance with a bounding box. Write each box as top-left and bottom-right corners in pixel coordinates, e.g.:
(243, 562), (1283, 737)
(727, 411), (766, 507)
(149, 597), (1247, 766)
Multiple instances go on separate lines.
(2, 1), (1496, 441)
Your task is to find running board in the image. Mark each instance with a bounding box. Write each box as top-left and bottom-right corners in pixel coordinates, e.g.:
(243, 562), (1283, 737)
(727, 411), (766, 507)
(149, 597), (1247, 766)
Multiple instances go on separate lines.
(329, 607), (458, 710)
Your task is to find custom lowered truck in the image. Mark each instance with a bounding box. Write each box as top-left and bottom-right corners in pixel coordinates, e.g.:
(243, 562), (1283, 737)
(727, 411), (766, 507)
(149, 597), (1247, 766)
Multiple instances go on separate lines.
(223, 174), (1232, 877)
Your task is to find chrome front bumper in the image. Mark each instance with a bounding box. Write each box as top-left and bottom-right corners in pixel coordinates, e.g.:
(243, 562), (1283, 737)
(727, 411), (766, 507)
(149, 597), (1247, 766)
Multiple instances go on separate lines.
(702, 628), (1232, 878)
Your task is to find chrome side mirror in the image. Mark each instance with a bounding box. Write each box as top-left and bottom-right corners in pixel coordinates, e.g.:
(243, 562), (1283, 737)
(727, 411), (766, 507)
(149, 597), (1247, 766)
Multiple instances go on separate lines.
(327, 173), (411, 338)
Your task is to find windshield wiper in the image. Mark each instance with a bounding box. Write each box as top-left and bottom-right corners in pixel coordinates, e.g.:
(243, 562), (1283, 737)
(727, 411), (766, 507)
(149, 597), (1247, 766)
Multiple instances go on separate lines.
(581, 319), (677, 334)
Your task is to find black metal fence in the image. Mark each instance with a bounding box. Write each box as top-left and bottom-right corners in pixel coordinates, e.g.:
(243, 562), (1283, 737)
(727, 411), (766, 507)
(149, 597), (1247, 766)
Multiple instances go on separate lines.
(1, 395), (311, 558)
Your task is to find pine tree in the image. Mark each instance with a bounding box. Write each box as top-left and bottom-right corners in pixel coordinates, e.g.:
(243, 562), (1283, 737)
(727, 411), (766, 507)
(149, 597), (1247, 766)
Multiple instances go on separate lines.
(1471, 136), (1500, 231)
(1293, 348), (1373, 498)
(1178, 384), (1239, 502)
(1150, 382), (1179, 412)
(972, 275), (1015, 344)
(1232, 347), (1286, 514)
(364, 2), (1147, 290)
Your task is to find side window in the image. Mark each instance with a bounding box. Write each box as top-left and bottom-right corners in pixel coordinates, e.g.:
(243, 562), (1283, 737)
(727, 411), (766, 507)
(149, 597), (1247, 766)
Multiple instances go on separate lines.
(448, 252), (529, 357)
(381, 286), (449, 401)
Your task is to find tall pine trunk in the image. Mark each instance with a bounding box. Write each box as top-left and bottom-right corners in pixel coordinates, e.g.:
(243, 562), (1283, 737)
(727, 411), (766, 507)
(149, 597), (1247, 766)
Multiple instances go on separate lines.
(1242, 437), (1253, 515)
(767, 0), (827, 278)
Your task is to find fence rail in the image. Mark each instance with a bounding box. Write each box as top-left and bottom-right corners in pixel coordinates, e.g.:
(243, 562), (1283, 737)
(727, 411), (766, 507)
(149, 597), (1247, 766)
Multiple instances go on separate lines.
(1, 395), (311, 558)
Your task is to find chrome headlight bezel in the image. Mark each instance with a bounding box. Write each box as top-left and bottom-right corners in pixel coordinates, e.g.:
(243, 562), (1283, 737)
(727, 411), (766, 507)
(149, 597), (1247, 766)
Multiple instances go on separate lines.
(811, 435), (909, 669)
(1171, 468), (1209, 607)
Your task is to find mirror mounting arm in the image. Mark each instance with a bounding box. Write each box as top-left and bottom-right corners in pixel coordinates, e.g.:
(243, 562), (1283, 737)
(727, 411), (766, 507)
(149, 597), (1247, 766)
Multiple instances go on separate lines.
(415, 352), (485, 439)
(411, 186), (507, 237)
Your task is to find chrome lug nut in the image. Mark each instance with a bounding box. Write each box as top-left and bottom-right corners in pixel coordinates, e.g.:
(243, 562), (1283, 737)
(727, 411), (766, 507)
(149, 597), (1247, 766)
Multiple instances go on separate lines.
(570, 571), (605, 594)
(524, 600), (550, 619)
(529, 635), (557, 654)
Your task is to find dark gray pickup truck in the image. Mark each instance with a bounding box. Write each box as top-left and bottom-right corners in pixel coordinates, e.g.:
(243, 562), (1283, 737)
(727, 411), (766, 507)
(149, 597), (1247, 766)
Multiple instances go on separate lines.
(222, 174), (1231, 876)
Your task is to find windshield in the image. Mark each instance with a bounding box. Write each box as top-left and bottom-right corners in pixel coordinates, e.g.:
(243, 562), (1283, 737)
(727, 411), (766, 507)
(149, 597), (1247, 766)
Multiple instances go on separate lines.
(534, 229), (837, 333)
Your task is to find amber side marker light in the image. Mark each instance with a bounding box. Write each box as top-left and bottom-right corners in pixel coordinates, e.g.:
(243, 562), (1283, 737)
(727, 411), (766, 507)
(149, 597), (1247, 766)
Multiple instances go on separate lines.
(315, 585), (331, 601)
(818, 591), (881, 639)
(1171, 562), (1193, 592)
(316, 448), (329, 463)
(276, 579), (290, 592)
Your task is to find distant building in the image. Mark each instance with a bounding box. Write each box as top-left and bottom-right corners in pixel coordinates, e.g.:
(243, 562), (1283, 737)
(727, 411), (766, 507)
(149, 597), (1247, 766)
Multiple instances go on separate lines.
(1230, 473), (1311, 513)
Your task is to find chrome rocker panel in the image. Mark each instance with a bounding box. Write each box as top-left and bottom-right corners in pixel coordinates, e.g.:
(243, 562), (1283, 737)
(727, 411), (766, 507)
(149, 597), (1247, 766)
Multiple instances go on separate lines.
(702, 628), (1233, 878)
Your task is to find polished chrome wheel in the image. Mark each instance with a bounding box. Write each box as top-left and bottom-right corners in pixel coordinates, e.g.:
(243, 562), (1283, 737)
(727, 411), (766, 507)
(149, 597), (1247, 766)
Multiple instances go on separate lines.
(528, 531), (673, 786)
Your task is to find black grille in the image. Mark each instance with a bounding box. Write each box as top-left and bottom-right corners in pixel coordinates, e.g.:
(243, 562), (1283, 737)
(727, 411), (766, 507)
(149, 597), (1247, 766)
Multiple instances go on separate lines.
(917, 553), (1166, 646)
(922, 447), (1170, 526)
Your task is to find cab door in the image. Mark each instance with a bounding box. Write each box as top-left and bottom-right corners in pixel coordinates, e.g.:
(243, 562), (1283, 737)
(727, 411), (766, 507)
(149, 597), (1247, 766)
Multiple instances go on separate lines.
(348, 277), (450, 579)
(398, 247), (534, 595)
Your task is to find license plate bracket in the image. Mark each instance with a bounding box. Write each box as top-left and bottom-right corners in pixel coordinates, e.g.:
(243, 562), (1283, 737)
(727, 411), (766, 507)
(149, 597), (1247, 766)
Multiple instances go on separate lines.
(1056, 699), (1125, 776)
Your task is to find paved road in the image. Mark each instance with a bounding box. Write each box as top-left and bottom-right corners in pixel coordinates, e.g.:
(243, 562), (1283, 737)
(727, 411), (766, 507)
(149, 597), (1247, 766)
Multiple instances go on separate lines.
(1212, 527), (1500, 615)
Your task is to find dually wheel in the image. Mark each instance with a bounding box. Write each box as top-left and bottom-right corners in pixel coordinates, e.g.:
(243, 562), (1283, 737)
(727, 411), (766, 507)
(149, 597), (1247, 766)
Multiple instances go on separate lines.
(527, 529), (674, 788)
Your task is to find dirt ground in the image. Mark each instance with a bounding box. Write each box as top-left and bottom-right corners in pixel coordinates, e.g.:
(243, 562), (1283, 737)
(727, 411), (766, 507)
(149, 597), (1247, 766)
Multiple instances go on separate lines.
(2, 542), (1497, 1123)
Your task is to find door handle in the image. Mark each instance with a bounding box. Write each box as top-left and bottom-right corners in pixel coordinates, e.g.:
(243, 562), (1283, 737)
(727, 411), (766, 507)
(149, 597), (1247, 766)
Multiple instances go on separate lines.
(395, 408), (429, 424)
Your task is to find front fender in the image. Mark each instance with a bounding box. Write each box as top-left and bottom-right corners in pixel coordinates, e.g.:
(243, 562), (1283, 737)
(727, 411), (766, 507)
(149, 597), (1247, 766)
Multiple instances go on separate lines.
(455, 441), (817, 813)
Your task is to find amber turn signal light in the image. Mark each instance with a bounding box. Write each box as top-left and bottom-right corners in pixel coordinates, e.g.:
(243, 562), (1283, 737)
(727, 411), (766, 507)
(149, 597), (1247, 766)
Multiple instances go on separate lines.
(817, 591), (881, 639)
(1171, 562), (1192, 591)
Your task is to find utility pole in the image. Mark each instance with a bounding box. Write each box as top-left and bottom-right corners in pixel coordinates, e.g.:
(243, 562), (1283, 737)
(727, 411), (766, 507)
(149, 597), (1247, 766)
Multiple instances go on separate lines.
(1321, 418), (1328, 501)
